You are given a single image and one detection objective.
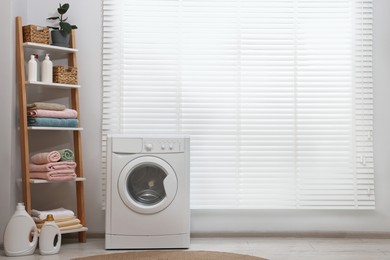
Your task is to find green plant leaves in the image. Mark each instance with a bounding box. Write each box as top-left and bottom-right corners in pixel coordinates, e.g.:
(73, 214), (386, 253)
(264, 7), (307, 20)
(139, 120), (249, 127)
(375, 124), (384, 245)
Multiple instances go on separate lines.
(47, 3), (77, 32)
(59, 21), (72, 33)
(57, 3), (69, 15)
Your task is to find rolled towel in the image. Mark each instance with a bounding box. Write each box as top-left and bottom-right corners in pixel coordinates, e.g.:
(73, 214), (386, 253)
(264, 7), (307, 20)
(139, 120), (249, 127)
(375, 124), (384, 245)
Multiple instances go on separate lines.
(27, 102), (66, 111)
(31, 151), (61, 164)
(30, 161), (76, 172)
(31, 207), (75, 222)
(27, 108), (78, 119)
(59, 149), (74, 161)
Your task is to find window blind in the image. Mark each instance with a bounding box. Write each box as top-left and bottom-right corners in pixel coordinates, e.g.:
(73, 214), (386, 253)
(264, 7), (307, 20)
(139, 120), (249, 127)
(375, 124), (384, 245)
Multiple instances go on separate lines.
(101, 0), (374, 209)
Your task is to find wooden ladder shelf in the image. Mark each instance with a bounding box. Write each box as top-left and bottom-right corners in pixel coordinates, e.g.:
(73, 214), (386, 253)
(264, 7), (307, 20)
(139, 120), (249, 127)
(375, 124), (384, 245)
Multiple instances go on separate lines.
(15, 16), (87, 242)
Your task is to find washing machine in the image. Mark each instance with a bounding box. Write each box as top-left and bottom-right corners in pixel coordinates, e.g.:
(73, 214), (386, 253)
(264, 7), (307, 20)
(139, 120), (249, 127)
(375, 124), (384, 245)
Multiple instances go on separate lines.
(105, 135), (190, 249)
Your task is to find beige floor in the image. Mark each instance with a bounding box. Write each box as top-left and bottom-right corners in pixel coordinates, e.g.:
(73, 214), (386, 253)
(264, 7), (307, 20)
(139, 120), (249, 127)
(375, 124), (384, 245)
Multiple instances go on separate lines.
(1, 236), (390, 260)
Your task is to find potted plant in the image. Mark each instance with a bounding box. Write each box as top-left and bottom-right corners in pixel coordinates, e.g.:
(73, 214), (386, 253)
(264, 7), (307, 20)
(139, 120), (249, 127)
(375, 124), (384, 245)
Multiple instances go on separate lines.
(47, 3), (77, 47)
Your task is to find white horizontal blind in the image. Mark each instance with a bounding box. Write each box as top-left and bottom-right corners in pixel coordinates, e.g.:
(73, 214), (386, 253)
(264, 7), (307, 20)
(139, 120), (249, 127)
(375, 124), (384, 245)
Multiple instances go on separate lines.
(101, 0), (374, 209)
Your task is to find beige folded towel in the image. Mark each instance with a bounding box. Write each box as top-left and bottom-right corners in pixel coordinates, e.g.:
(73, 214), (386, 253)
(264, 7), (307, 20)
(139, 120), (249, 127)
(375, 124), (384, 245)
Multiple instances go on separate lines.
(36, 218), (80, 229)
(59, 224), (83, 231)
(27, 108), (78, 118)
(34, 216), (76, 224)
(27, 102), (66, 111)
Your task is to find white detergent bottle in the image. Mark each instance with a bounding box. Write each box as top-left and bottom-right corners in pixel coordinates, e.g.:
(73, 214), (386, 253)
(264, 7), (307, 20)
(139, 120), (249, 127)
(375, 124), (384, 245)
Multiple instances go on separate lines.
(39, 214), (61, 255)
(27, 54), (37, 82)
(41, 54), (53, 83)
(3, 203), (38, 256)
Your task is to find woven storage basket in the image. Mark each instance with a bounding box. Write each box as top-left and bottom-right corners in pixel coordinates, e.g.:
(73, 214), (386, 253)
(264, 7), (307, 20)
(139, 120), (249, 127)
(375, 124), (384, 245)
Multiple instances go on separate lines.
(53, 66), (78, 85)
(22, 25), (50, 45)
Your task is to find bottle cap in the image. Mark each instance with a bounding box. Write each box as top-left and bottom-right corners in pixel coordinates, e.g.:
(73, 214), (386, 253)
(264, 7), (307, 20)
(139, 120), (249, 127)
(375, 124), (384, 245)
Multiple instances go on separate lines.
(45, 214), (55, 222)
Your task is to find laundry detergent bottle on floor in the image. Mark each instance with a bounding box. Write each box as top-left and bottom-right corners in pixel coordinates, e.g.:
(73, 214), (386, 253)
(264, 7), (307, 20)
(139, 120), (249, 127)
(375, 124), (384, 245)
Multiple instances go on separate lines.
(39, 214), (61, 255)
(3, 203), (38, 256)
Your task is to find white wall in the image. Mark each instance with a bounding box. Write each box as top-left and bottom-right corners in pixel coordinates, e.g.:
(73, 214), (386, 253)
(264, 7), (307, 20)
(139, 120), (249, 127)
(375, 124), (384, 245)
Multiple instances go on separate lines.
(1, 0), (390, 243)
(25, 0), (105, 235)
(0, 0), (15, 244)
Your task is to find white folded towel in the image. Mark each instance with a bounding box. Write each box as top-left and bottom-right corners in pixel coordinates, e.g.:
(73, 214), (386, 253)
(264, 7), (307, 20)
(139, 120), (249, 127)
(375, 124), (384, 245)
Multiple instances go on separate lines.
(31, 207), (75, 221)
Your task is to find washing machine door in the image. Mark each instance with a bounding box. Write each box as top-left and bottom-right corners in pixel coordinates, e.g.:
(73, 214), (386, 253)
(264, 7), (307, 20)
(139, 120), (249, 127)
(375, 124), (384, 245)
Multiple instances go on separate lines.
(118, 156), (178, 214)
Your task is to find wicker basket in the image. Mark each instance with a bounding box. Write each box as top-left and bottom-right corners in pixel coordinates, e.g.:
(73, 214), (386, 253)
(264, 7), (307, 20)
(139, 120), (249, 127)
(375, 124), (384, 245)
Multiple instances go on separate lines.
(53, 66), (78, 85)
(22, 25), (50, 45)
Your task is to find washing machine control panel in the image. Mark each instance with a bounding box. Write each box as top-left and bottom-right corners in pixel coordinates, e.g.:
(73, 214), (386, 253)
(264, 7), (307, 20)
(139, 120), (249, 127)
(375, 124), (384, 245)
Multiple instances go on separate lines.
(142, 138), (184, 153)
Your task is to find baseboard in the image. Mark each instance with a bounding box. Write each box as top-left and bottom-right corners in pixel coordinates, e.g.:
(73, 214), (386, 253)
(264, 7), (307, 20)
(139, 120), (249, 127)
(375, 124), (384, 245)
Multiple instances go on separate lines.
(88, 231), (390, 239)
(190, 231), (390, 239)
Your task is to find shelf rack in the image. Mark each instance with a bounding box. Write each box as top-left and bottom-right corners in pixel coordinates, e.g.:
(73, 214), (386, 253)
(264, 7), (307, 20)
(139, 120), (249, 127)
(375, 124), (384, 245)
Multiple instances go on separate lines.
(15, 16), (87, 242)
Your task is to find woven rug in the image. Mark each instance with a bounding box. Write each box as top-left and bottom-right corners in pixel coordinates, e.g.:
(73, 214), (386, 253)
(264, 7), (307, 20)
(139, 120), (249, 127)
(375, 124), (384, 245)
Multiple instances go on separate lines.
(71, 250), (268, 260)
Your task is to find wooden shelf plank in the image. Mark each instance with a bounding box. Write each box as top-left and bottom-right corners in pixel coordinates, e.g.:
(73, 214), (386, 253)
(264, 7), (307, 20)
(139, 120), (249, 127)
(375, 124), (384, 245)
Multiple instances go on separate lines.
(30, 177), (86, 184)
(23, 42), (78, 60)
(27, 126), (83, 131)
(26, 81), (80, 89)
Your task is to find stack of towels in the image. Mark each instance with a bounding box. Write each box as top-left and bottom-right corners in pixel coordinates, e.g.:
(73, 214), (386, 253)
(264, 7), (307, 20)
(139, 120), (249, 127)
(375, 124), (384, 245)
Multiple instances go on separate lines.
(32, 208), (83, 232)
(27, 102), (79, 127)
(29, 149), (76, 181)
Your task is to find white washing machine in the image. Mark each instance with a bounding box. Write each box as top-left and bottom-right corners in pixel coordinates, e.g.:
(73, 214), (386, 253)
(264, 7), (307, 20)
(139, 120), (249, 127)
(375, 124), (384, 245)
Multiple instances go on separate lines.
(105, 135), (190, 249)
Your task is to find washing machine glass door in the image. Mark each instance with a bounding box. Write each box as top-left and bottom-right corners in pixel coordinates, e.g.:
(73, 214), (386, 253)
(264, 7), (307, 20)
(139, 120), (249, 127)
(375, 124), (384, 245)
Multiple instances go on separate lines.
(118, 156), (178, 214)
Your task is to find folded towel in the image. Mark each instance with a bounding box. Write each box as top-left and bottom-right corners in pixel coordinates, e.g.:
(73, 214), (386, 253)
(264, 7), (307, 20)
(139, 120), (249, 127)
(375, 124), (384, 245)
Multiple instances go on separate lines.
(30, 169), (76, 182)
(27, 102), (66, 111)
(28, 117), (79, 128)
(58, 224), (83, 231)
(33, 216), (76, 224)
(27, 108), (78, 119)
(31, 208), (75, 222)
(36, 218), (80, 229)
(31, 151), (61, 164)
(30, 161), (76, 172)
(59, 149), (75, 161)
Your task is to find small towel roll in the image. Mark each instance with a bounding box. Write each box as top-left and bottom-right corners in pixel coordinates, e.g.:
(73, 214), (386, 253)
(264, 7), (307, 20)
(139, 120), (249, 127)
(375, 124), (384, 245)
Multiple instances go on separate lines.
(31, 151), (61, 164)
(59, 149), (74, 161)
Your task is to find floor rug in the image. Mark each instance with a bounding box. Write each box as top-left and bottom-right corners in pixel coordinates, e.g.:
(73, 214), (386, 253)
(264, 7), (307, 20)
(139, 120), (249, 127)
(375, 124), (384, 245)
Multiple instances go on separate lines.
(71, 250), (268, 260)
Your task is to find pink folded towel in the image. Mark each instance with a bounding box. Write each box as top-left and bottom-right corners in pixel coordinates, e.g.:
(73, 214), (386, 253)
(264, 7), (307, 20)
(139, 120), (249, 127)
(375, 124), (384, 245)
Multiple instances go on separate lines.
(27, 109), (78, 119)
(30, 161), (76, 172)
(30, 151), (61, 164)
(30, 169), (76, 181)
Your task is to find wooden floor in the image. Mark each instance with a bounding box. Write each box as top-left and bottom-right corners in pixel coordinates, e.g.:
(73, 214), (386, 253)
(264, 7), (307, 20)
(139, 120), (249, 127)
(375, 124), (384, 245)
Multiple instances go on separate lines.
(2, 237), (390, 259)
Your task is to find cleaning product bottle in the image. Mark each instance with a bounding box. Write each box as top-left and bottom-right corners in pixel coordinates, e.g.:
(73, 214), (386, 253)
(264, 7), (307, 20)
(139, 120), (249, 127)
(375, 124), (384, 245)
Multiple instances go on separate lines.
(39, 214), (61, 255)
(27, 54), (37, 82)
(3, 203), (38, 256)
(41, 54), (53, 83)
(34, 54), (41, 81)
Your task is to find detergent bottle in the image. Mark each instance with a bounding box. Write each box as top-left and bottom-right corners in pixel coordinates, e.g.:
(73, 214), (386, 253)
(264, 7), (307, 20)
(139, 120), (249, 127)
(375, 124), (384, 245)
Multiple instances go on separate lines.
(3, 203), (38, 256)
(39, 214), (61, 255)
